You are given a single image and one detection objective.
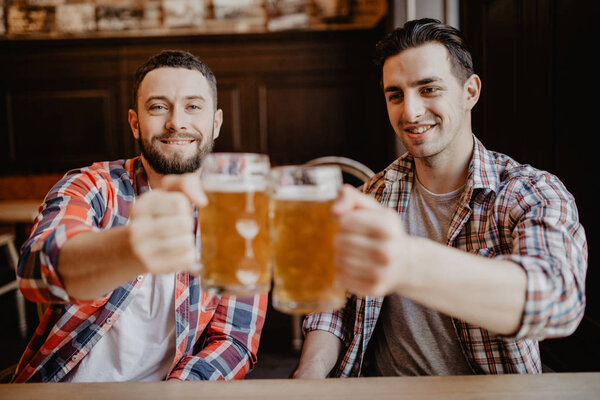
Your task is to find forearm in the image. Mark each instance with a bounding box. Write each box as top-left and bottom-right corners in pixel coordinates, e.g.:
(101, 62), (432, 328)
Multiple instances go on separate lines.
(59, 226), (145, 300)
(401, 236), (527, 335)
(292, 330), (343, 378)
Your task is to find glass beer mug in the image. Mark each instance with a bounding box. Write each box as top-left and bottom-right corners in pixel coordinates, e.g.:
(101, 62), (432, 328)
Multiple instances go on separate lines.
(199, 153), (271, 296)
(268, 165), (346, 314)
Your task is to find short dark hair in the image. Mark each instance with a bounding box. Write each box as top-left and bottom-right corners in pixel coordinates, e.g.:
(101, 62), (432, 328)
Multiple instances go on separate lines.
(132, 50), (218, 111)
(374, 18), (475, 84)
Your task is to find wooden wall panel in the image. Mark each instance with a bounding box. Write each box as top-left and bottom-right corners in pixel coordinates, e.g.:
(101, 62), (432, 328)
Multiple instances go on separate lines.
(212, 82), (243, 153)
(8, 90), (113, 161)
(477, 0), (554, 170)
(0, 26), (394, 176)
(259, 77), (363, 166)
(2, 82), (121, 174)
(461, 0), (597, 372)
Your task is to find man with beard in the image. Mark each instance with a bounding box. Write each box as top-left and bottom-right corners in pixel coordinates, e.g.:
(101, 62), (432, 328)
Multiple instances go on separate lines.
(293, 19), (587, 377)
(12, 50), (267, 383)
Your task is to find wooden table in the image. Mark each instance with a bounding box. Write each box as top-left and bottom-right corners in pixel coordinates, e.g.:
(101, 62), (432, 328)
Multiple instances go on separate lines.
(0, 199), (43, 246)
(1, 373), (599, 400)
(0, 200), (42, 224)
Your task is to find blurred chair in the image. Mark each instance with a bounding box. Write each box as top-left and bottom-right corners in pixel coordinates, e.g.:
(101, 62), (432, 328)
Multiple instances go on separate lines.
(286, 156), (375, 352)
(0, 233), (27, 339)
(305, 156), (375, 185)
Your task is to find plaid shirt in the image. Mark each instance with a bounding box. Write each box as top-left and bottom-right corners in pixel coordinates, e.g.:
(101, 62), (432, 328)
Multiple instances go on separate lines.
(304, 136), (587, 376)
(13, 157), (267, 383)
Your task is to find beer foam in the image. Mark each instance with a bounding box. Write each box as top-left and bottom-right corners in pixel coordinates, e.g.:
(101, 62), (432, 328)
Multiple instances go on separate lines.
(271, 185), (338, 201)
(201, 177), (266, 192)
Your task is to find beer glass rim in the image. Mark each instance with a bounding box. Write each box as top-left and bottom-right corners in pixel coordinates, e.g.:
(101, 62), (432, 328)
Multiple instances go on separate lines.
(269, 164), (341, 173)
(267, 165), (342, 200)
(200, 152), (270, 191)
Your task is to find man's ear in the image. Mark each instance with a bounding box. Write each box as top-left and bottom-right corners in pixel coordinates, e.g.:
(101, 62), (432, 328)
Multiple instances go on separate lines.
(212, 109), (223, 140)
(464, 74), (481, 111)
(128, 109), (140, 140)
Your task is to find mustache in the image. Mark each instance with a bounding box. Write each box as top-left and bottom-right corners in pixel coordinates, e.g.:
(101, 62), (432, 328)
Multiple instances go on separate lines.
(154, 132), (203, 141)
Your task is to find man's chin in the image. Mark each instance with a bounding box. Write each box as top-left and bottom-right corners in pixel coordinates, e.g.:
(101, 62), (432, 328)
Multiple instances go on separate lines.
(142, 154), (202, 175)
(138, 137), (213, 175)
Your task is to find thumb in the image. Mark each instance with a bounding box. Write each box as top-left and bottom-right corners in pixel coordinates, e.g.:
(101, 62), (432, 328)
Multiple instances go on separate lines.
(332, 184), (381, 217)
(160, 173), (207, 207)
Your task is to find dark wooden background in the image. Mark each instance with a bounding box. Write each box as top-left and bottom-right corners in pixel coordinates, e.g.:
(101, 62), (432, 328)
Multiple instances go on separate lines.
(0, 27), (394, 175)
(461, 0), (598, 371)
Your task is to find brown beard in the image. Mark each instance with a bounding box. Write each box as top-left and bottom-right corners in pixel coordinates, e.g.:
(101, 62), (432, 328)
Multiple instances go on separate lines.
(137, 130), (214, 175)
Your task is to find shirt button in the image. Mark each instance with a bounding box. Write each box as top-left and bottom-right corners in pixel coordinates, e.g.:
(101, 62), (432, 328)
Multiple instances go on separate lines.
(106, 317), (113, 324)
(137, 275), (144, 281)
(72, 355), (78, 361)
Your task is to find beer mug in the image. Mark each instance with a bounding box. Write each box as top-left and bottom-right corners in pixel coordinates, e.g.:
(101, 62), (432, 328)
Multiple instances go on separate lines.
(268, 165), (346, 314)
(199, 153), (271, 296)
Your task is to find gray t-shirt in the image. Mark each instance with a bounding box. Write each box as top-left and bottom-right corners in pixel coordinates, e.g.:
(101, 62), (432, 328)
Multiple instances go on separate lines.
(364, 177), (473, 376)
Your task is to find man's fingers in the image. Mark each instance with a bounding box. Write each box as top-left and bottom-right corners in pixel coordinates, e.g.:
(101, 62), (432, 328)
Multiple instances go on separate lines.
(130, 225), (196, 273)
(335, 232), (392, 264)
(332, 185), (382, 216)
(160, 173), (207, 207)
(338, 208), (402, 239)
(132, 190), (194, 218)
(129, 215), (194, 240)
(128, 191), (197, 275)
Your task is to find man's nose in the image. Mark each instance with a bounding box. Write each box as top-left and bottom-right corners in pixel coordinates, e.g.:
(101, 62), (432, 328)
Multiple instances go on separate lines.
(402, 93), (425, 122)
(165, 106), (188, 132)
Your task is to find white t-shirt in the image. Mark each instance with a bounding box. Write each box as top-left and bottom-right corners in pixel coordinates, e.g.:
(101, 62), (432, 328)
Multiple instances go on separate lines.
(67, 273), (177, 382)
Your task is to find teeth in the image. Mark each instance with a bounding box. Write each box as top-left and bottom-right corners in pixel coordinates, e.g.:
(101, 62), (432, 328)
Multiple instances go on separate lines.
(407, 125), (431, 134)
(164, 140), (191, 145)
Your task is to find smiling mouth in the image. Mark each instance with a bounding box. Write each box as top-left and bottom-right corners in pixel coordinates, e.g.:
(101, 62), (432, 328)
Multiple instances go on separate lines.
(160, 139), (195, 145)
(404, 124), (435, 134)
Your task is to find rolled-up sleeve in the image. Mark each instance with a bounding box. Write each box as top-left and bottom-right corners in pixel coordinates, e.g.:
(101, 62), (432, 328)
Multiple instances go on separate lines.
(303, 309), (346, 342)
(496, 173), (587, 340)
(17, 169), (114, 306)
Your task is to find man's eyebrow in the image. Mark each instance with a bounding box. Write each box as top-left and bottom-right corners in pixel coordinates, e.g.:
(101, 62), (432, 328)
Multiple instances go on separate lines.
(145, 95), (206, 104)
(145, 95), (168, 104)
(384, 85), (402, 93)
(414, 76), (444, 86)
(384, 76), (444, 93)
(184, 95), (206, 101)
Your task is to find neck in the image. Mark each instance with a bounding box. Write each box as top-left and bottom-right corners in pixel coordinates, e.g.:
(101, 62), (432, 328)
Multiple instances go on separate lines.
(414, 133), (473, 194)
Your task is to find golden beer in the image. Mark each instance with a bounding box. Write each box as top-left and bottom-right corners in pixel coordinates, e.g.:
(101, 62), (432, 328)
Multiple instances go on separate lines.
(268, 166), (346, 314)
(199, 153), (271, 296)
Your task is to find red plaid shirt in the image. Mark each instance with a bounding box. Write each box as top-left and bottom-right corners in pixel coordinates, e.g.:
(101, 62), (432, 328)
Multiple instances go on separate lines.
(13, 157), (267, 382)
(304, 136), (587, 376)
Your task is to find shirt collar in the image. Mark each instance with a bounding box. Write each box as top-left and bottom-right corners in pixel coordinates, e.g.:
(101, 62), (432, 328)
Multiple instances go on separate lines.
(131, 156), (151, 196)
(382, 134), (500, 194)
(383, 152), (415, 185)
(466, 135), (501, 194)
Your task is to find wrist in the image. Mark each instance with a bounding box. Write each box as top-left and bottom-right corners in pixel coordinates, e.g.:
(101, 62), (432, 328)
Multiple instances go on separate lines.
(395, 234), (424, 295)
(123, 222), (148, 276)
(292, 360), (330, 379)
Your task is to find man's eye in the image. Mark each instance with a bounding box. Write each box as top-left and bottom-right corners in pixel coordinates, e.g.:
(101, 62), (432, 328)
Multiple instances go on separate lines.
(388, 93), (403, 102)
(422, 87), (441, 95)
(188, 104), (202, 111)
(149, 104), (167, 111)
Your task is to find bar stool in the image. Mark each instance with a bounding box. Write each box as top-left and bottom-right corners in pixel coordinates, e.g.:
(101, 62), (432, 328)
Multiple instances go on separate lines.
(0, 233), (27, 339)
